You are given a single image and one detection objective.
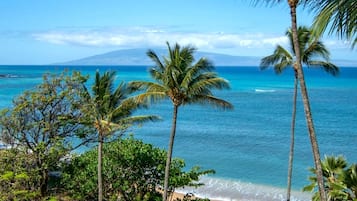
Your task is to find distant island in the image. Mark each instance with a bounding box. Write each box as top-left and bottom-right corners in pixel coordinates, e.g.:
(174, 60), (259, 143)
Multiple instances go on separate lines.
(55, 48), (357, 67)
(55, 48), (263, 66)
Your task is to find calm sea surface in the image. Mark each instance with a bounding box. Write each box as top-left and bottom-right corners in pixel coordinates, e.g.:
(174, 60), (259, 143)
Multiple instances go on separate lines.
(1, 65), (356, 201)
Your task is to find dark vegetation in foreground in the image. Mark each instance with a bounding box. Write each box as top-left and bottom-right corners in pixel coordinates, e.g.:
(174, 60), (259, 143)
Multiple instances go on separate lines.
(0, 137), (213, 201)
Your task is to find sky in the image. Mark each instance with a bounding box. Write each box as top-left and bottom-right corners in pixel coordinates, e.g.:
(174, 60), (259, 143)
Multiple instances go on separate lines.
(0, 0), (355, 65)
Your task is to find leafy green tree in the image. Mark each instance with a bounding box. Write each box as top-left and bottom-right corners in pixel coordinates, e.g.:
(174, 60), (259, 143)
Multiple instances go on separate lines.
(61, 137), (214, 201)
(80, 71), (159, 201)
(260, 25), (339, 201)
(253, 1), (328, 199)
(130, 42), (233, 201)
(304, 156), (357, 201)
(303, 0), (356, 48)
(0, 71), (92, 198)
(0, 149), (40, 201)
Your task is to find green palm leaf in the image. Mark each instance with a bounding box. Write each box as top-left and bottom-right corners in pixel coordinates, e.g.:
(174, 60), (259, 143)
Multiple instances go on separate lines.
(304, 0), (357, 48)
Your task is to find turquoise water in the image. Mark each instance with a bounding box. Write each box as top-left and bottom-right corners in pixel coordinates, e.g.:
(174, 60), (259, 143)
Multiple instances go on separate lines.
(1, 65), (356, 201)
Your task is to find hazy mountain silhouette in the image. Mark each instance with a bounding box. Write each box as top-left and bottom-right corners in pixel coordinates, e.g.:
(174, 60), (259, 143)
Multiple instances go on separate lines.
(56, 48), (261, 66)
(56, 48), (357, 67)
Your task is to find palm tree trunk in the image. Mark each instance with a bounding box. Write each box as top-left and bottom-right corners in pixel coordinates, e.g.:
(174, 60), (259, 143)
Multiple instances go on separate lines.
(287, 74), (297, 201)
(98, 133), (103, 201)
(163, 105), (179, 201)
(288, 1), (327, 200)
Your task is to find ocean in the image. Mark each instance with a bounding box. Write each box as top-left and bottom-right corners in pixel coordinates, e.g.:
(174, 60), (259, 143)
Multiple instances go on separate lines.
(1, 65), (356, 201)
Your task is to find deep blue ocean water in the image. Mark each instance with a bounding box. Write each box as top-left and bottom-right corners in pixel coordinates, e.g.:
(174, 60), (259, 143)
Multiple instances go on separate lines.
(1, 65), (356, 201)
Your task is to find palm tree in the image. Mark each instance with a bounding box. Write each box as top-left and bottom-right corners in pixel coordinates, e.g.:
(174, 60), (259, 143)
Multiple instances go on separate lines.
(253, 0), (328, 199)
(83, 71), (159, 201)
(260, 25), (339, 201)
(303, 0), (356, 48)
(130, 42), (233, 201)
(304, 156), (350, 201)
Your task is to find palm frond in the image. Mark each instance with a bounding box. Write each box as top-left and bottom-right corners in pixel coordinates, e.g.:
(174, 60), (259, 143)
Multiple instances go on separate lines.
(110, 98), (141, 121)
(342, 164), (357, 197)
(307, 61), (339, 76)
(149, 68), (164, 83)
(286, 26), (310, 55)
(304, 41), (330, 62)
(147, 49), (165, 71)
(274, 60), (292, 74)
(260, 45), (293, 74)
(306, 0), (357, 48)
(182, 58), (214, 90)
(187, 95), (233, 110)
(189, 77), (231, 96)
(134, 91), (168, 105)
(118, 115), (161, 126)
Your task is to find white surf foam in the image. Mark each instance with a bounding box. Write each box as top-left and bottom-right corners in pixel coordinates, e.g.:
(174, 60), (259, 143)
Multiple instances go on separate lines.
(176, 177), (311, 201)
(254, 89), (276, 93)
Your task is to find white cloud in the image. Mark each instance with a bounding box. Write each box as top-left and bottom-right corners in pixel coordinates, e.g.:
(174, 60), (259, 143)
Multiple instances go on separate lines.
(33, 27), (351, 58)
(323, 39), (353, 50)
(32, 27), (289, 54)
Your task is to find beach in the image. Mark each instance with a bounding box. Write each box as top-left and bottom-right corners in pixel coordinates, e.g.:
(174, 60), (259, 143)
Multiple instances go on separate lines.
(172, 177), (312, 201)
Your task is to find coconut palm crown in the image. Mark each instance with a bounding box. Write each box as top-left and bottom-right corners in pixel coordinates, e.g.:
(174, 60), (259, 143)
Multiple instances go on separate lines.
(132, 43), (233, 109)
(260, 26), (339, 76)
(83, 71), (159, 201)
(130, 42), (233, 201)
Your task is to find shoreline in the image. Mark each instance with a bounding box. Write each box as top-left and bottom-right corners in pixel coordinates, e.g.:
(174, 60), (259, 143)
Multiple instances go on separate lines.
(171, 191), (219, 201)
(172, 176), (312, 201)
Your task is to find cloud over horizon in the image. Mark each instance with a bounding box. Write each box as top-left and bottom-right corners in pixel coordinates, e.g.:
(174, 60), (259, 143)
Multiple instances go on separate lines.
(32, 27), (289, 54)
(31, 26), (355, 59)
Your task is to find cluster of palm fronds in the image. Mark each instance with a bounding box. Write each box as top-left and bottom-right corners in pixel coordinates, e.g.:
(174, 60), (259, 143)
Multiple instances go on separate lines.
(304, 156), (357, 201)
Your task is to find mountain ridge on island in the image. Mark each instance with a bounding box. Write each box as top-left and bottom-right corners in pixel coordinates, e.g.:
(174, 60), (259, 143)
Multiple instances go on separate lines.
(55, 48), (357, 67)
(55, 48), (261, 66)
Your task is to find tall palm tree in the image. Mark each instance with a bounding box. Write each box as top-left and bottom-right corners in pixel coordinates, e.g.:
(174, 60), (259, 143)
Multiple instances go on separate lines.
(303, 0), (356, 48)
(260, 25), (339, 201)
(83, 71), (159, 201)
(253, 0), (328, 200)
(130, 42), (233, 201)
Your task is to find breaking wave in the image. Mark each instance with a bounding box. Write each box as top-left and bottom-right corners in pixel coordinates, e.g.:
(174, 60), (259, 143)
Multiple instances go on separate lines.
(255, 89), (276, 93)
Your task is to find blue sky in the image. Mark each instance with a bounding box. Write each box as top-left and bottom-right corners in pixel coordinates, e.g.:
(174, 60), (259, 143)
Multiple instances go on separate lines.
(0, 0), (355, 65)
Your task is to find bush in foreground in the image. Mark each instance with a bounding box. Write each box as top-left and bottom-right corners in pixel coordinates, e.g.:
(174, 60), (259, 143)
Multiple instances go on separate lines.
(61, 136), (214, 201)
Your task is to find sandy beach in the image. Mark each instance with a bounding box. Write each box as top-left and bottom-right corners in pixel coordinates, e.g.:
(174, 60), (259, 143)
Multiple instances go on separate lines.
(163, 191), (219, 201)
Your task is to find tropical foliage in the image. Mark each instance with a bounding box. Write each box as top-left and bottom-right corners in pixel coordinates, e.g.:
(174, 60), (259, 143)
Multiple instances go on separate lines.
(304, 156), (357, 201)
(130, 42), (233, 201)
(61, 136), (215, 201)
(303, 0), (357, 48)
(261, 26), (339, 76)
(0, 71), (92, 198)
(81, 71), (159, 201)
(0, 149), (41, 201)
